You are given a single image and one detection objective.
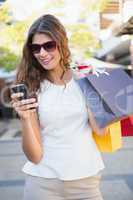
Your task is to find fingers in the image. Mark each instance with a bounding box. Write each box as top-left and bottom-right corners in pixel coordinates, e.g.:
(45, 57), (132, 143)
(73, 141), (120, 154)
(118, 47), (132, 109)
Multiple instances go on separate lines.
(12, 98), (38, 111)
(13, 98), (37, 108)
(11, 92), (24, 101)
(14, 98), (36, 106)
(15, 102), (38, 112)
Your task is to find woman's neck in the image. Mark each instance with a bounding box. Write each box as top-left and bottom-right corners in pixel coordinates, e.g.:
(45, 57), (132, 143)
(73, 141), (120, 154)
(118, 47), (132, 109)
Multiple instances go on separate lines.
(47, 67), (67, 84)
(48, 68), (72, 85)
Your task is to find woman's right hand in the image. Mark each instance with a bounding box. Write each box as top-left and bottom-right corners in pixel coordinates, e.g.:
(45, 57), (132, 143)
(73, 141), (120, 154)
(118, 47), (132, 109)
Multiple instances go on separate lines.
(11, 92), (38, 120)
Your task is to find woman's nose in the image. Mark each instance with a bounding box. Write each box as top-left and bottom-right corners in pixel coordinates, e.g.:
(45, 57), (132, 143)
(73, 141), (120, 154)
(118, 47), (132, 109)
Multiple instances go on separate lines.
(39, 47), (48, 56)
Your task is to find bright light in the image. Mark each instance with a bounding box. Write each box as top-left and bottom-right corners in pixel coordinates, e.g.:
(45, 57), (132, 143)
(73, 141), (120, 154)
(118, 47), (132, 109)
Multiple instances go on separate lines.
(8, 0), (45, 20)
(123, 0), (133, 22)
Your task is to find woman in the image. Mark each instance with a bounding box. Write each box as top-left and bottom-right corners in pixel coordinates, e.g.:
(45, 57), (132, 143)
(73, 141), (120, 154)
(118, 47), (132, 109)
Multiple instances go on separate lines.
(11, 14), (107, 200)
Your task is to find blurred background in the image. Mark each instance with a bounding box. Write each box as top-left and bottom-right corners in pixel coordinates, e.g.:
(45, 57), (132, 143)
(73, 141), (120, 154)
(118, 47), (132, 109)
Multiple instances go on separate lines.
(0, 1), (133, 200)
(0, 0), (133, 120)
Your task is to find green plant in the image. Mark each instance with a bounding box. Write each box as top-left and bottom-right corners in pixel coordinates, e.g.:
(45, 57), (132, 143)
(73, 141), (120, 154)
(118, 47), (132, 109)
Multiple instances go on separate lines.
(0, 2), (12, 24)
(67, 23), (100, 59)
(0, 47), (20, 71)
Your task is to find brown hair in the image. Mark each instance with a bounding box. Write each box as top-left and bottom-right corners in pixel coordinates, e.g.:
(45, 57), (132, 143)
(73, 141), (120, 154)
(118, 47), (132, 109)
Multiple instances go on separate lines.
(15, 14), (71, 93)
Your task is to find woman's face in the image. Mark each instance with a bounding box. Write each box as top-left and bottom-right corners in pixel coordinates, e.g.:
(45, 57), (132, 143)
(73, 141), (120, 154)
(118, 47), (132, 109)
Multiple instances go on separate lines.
(31, 33), (61, 71)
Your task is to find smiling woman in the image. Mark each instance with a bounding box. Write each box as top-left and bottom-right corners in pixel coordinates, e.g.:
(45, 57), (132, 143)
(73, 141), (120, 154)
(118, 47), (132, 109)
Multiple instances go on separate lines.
(31, 33), (61, 73)
(10, 14), (105, 200)
(15, 14), (71, 92)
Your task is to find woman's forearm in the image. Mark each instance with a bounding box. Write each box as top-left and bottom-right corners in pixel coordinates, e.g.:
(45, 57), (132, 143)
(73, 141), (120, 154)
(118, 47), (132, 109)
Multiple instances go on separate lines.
(87, 106), (108, 135)
(20, 112), (43, 164)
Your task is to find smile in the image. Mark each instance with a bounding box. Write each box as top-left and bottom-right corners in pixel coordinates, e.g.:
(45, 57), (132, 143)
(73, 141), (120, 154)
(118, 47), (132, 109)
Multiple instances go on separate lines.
(40, 58), (53, 65)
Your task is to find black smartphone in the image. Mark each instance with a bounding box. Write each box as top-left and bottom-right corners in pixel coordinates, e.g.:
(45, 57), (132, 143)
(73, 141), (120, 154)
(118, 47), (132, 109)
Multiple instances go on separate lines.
(10, 84), (28, 100)
(10, 84), (38, 112)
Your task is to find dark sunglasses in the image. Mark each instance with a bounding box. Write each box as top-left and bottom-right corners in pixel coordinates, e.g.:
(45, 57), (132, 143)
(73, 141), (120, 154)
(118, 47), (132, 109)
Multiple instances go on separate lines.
(29, 41), (56, 54)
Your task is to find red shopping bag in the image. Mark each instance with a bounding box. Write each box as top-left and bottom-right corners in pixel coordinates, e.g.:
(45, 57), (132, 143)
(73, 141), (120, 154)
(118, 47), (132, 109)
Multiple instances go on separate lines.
(121, 116), (133, 136)
(130, 116), (133, 125)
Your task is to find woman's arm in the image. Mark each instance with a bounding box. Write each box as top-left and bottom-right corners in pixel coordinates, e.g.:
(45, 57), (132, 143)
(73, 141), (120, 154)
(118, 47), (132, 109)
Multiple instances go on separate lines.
(11, 93), (43, 164)
(87, 105), (109, 136)
(21, 111), (43, 164)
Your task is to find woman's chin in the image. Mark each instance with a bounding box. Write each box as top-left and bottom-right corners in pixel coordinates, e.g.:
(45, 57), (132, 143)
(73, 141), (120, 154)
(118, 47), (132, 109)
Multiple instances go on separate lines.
(41, 63), (54, 70)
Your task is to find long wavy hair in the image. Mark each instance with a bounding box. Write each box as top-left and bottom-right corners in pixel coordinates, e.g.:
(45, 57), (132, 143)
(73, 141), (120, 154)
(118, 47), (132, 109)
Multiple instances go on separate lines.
(15, 14), (71, 93)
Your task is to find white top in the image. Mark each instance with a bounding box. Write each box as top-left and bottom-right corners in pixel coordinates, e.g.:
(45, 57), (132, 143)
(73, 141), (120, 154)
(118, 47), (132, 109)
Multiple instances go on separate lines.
(22, 76), (104, 180)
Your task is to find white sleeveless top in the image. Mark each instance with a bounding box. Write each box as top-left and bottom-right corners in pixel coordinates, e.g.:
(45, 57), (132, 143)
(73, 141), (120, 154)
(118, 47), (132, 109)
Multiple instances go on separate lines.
(22, 76), (104, 180)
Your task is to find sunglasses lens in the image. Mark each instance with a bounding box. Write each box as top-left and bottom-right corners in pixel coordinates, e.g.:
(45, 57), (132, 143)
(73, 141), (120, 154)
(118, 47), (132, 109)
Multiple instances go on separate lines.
(30, 44), (41, 54)
(30, 41), (56, 54)
(44, 41), (56, 52)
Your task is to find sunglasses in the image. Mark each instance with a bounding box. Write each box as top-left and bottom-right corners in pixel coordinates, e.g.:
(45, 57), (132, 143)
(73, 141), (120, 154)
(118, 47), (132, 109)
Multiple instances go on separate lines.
(29, 41), (56, 54)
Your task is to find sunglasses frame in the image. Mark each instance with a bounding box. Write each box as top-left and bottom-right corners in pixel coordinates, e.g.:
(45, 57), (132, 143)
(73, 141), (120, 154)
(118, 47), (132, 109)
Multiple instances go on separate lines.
(29, 41), (57, 54)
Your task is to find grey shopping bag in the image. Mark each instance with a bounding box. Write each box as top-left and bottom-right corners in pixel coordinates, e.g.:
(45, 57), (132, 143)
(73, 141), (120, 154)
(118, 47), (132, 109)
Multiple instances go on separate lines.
(76, 68), (133, 128)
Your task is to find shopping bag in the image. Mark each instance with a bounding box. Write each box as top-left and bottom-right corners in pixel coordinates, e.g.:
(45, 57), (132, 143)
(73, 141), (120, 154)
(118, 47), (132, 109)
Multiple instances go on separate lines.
(76, 68), (133, 128)
(121, 115), (133, 136)
(130, 116), (133, 125)
(93, 121), (122, 152)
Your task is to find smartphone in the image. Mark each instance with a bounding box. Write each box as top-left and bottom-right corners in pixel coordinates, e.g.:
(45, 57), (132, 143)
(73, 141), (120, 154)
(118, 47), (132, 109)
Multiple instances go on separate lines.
(10, 84), (38, 112)
(10, 84), (28, 100)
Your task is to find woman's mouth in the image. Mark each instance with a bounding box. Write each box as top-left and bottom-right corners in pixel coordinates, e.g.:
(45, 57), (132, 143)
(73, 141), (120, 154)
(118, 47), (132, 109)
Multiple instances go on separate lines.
(40, 58), (52, 65)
